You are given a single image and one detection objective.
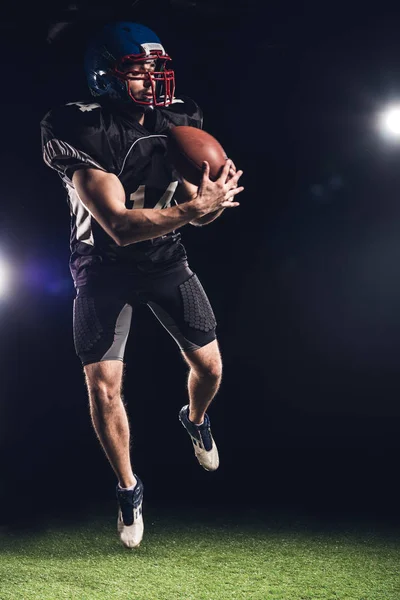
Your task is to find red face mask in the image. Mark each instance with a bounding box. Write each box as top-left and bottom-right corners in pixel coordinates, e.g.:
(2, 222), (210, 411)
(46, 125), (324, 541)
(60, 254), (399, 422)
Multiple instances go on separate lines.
(112, 51), (175, 107)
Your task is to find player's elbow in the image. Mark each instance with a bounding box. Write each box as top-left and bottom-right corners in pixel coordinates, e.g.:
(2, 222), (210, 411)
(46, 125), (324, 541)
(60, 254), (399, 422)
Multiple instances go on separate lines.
(111, 219), (135, 246)
(110, 213), (143, 246)
(111, 230), (126, 246)
(113, 233), (134, 247)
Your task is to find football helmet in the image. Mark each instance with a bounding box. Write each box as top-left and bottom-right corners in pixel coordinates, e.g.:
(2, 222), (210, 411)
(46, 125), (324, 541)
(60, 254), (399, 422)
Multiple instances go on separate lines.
(84, 22), (175, 107)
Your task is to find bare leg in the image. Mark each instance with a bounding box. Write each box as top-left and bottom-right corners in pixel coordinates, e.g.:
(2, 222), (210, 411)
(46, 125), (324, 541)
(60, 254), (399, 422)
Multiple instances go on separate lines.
(84, 360), (136, 488)
(182, 339), (223, 425)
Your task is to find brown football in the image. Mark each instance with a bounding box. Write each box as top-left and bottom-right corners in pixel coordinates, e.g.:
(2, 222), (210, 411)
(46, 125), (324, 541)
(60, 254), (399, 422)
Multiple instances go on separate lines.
(166, 126), (228, 185)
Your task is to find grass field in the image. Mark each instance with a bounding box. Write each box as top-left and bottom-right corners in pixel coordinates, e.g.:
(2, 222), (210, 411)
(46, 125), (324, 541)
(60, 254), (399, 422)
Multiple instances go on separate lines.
(0, 509), (399, 600)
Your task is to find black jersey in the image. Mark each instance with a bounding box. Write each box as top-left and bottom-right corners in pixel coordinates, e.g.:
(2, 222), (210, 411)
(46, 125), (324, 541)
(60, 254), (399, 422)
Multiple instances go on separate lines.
(41, 96), (203, 287)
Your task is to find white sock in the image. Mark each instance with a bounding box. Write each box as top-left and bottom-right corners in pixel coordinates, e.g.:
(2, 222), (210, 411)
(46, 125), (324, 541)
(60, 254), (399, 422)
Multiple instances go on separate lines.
(188, 414), (204, 426)
(118, 482), (136, 492)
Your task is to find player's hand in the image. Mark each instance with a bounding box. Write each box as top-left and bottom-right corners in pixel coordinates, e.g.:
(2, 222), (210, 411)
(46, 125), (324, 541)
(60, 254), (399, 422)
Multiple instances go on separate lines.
(178, 175), (198, 201)
(192, 159), (244, 217)
(228, 160), (238, 180)
(179, 159), (238, 202)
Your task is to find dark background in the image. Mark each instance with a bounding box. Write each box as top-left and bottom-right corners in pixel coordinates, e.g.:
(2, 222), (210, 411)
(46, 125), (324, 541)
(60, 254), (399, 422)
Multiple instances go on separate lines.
(1, 1), (400, 527)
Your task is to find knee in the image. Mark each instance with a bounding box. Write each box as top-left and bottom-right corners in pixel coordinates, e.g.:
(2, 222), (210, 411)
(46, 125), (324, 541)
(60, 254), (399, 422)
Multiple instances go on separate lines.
(88, 381), (121, 414)
(193, 356), (222, 382)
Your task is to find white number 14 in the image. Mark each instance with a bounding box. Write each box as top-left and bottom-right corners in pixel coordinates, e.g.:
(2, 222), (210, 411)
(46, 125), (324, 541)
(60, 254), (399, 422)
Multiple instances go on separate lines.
(129, 182), (178, 209)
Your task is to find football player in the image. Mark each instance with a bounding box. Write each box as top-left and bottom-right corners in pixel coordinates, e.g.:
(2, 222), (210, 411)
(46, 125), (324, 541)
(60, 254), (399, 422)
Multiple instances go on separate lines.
(41, 21), (244, 549)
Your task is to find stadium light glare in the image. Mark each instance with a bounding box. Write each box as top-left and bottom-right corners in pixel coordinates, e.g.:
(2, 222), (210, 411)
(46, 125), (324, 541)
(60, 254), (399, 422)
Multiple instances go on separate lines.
(0, 256), (11, 297)
(379, 105), (400, 138)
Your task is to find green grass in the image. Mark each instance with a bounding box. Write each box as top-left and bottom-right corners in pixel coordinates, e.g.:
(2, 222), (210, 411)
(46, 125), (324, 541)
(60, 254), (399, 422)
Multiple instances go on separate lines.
(0, 511), (399, 600)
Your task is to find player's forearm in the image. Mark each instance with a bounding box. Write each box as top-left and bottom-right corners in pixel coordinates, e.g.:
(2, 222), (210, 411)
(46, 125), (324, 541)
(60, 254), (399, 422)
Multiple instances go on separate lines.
(190, 208), (225, 227)
(72, 167), (239, 246)
(72, 169), (199, 246)
(115, 203), (198, 245)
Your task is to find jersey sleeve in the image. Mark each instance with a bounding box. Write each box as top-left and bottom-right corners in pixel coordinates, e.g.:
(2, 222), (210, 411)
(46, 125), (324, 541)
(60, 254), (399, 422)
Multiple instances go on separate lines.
(41, 101), (114, 184)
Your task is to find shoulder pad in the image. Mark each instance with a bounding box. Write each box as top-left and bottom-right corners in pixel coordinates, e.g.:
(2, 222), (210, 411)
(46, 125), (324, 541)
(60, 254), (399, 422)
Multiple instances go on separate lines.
(41, 100), (114, 179)
(158, 96), (203, 129)
(41, 100), (104, 138)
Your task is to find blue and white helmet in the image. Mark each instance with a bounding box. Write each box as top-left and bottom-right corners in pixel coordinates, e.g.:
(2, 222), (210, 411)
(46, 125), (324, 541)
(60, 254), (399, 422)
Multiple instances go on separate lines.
(84, 22), (175, 107)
